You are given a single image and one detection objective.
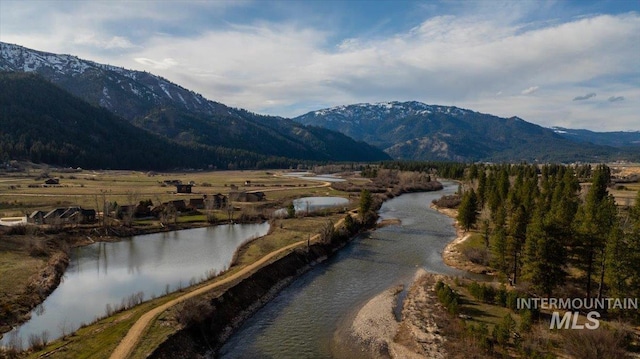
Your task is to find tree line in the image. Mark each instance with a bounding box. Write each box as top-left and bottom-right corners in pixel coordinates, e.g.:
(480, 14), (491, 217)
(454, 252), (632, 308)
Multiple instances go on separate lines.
(455, 163), (640, 318)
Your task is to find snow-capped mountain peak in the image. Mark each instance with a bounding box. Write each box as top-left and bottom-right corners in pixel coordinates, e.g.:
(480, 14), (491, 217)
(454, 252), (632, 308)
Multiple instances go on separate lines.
(0, 42), (231, 120)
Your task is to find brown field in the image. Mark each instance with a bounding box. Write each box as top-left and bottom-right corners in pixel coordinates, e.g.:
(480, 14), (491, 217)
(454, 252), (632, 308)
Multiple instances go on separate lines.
(609, 163), (640, 207)
(0, 168), (345, 217)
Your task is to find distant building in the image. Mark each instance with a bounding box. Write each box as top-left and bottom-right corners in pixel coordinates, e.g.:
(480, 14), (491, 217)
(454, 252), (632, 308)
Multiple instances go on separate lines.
(228, 191), (266, 202)
(28, 210), (46, 225)
(44, 178), (59, 185)
(188, 198), (205, 209)
(176, 184), (192, 193)
(42, 207), (96, 225)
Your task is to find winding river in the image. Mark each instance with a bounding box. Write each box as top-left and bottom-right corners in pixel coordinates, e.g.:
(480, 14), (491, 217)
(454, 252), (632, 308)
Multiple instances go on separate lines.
(219, 182), (466, 358)
(1, 223), (270, 347)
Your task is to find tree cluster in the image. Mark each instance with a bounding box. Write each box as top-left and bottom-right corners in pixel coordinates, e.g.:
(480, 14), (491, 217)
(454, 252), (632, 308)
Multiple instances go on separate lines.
(457, 163), (640, 314)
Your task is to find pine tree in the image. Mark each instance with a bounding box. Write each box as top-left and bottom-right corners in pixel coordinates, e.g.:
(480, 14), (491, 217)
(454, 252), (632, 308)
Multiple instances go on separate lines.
(477, 169), (487, 207)
(359, 189), (372, 218)
(457, 188), (479, 232)
(522, 207), (567, 297)
(574, 164), (615, 299)
(507, 204), (528, 284)
(491, 206), (509, 274)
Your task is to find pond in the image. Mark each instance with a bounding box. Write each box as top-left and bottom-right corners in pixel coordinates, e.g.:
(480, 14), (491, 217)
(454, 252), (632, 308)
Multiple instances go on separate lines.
(274, 196), (350, 217)
(0, 222), (270, 347)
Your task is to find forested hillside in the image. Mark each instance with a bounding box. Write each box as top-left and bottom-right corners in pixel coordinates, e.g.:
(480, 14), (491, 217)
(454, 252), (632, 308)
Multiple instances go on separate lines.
(0, 42), (390, 165)
(0, 73), (309, 170)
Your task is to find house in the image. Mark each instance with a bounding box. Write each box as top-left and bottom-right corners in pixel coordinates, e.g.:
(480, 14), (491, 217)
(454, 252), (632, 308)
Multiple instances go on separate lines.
(246, 192), (266, 202)
(151, 200), (188, 218)
(44, 178), (59, 185)
(41, 207), (96, 225)
(212, 193), (228, 209)
(188, 198), (205, 209)
(79, 208), (97, 223)
(176, 184), (192, 194)
(28, 210), (46, 225)
(202, 193), (227, 209)
(42, 208), (68, 225)
(228, 191), (265, 202)
(62, 207), (96, 224)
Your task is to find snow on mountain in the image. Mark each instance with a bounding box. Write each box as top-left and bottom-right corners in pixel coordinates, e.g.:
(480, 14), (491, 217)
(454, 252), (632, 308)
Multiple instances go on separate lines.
(0, 42), (227, 120)
(308, 101), (473, 123)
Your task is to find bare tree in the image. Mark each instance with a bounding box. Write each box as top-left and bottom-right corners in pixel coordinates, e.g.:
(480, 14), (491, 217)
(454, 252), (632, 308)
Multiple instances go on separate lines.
(123, 190), (140, 227)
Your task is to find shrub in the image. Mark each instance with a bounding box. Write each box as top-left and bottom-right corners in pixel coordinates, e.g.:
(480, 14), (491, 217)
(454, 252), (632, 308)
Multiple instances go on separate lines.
(562, 327), (630, 359)
(462, 247), (490, 265)
(432, 194), (462, 208)
(176, 297), (213, 327)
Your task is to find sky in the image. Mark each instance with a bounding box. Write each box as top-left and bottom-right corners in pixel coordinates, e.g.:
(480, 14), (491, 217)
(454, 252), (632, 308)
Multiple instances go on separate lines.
(0, 0), (638, 131)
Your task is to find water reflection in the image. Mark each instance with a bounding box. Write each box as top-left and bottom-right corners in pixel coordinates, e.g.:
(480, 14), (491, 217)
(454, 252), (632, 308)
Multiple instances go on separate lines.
(1, 222), (269, 347)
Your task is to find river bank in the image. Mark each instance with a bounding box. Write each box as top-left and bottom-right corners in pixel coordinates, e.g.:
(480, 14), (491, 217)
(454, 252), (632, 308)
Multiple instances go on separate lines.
(345, 270), (448, 359)
(0, 219), (252, 337)
(431, 204), (494, 275)
(152, 182), (447, 358)
(337, 198), (486, 358)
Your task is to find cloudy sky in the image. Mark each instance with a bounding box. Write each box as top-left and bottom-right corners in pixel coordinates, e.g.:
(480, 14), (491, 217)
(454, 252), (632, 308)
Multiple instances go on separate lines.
(1, 0), (638, 131)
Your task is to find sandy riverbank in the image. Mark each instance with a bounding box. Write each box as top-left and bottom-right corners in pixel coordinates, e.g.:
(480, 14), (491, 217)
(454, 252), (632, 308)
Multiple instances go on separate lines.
(431, 204), (493, 275)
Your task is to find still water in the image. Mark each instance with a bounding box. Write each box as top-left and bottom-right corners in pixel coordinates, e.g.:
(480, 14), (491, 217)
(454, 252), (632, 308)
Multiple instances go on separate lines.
(274, 196), (350, 217)
(1, 223), (269, 346)
(219, 183), (466, 358)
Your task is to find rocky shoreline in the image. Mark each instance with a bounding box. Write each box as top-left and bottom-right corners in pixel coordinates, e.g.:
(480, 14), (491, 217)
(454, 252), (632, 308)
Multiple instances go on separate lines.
(341, 200), (485, 358)
(345, 270), (448, 359)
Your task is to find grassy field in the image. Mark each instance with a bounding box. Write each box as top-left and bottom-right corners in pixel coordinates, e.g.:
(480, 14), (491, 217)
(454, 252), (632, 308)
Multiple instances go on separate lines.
(0, 237), (49, 308)
(0, 168), (328, 217)
(0, 167), (361, 357)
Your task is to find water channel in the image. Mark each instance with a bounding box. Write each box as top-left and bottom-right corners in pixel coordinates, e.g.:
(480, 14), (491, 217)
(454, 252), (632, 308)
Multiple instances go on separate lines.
(219, 182), (468, 358)
(1, 222), (270, 346)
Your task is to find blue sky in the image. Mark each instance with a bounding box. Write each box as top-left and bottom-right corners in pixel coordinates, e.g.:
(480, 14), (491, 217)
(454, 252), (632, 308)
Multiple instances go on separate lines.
(1, 0), (638, 131)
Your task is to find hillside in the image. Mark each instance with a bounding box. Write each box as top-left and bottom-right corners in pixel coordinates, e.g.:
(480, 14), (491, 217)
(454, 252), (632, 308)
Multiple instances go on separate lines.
(294, 101), (634, 162)
(551, 127), (640, 147)
(0, 42), (389, 164)
(0, 73), (328, 170)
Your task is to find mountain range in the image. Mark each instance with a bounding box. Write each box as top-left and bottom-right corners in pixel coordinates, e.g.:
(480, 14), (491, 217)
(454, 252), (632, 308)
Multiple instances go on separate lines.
(0, 42), (389, 170)
(551, 127), (640, 148)
(294, 102), (639, 162)
(1, 42), (638, 168)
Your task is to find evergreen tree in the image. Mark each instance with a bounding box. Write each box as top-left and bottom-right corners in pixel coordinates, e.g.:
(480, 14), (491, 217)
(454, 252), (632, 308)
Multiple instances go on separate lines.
(491, 207), (509, 274)
(507, 204), (528, 284)
(523, 207), (567, 297)
(359, 189), (373, 218)
(457, 188), (479, 232)
(574, 164), (615, 299)
(477, 169), (487, 207)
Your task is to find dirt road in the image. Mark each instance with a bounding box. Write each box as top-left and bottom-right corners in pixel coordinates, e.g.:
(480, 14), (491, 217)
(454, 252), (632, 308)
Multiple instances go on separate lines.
(109, 214), (351, 359)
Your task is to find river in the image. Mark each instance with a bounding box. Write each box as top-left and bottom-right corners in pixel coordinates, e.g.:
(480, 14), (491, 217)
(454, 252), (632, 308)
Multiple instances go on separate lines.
(1, 222), (270, 347)
(218, 182), (466, 358)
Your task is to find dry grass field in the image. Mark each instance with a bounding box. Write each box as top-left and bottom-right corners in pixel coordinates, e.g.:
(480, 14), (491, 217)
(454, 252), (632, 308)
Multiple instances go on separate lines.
(0, 168), (340, 218)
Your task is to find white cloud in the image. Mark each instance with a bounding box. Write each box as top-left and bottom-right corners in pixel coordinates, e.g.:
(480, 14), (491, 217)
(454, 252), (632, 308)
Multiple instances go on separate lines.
(1, 1), (638, 131)
(134, 58), (178, 70)
(74, 34), (136, 50)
